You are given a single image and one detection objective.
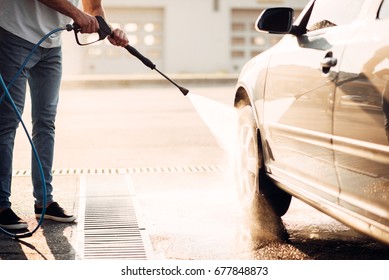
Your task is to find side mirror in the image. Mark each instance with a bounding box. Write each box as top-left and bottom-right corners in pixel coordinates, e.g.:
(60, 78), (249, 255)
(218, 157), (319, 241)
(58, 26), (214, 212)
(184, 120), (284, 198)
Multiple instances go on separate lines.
(256, 7), (294, 34)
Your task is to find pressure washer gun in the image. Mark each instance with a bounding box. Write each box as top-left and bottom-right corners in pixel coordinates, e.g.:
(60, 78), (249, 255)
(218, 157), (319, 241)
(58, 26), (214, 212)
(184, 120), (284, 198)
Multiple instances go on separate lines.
(66, 16), (189, 96)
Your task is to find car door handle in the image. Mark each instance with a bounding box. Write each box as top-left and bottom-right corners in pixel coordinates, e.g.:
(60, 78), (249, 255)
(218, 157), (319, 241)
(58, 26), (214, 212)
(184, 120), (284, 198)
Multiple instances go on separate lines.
(321, 57), (338, 68)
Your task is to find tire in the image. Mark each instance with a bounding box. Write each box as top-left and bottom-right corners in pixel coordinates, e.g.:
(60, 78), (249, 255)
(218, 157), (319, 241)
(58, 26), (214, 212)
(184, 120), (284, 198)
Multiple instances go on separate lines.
(235, 105), (292, 225)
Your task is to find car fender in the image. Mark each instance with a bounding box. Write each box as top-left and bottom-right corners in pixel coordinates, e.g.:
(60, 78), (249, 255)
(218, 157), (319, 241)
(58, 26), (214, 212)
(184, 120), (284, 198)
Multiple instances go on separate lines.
(235, 48), (274, 129)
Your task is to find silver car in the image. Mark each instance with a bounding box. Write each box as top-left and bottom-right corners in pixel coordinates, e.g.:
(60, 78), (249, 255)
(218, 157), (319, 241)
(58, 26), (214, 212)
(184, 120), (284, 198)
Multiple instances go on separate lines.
(234, 0), (389, 244)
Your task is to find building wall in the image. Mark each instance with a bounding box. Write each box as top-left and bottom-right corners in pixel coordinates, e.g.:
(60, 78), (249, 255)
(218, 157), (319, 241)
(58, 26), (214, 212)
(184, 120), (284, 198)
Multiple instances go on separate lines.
(62, 0), (309, 77)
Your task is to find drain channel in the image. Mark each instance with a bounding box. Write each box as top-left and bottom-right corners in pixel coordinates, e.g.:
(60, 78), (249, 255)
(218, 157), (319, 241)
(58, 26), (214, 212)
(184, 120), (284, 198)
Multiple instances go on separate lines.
(13, 165), (221, 177)
(77, 175), (149, 260)
(83, 197), (146, 259)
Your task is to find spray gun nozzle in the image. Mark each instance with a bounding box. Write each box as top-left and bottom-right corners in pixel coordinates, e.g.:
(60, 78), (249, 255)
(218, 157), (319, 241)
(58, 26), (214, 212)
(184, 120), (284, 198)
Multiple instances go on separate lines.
(179, 86), (189, 96)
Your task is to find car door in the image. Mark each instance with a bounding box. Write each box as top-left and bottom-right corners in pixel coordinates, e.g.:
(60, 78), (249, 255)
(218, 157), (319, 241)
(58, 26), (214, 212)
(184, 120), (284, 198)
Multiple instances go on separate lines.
(263, 0), (365, 204)
(334, 0), (389, 225)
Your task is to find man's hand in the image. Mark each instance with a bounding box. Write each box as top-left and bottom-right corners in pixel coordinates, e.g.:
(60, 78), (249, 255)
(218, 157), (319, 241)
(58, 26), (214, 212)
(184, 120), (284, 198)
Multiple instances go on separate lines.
(73, 12), (100, 34)
(108, 28), (129, 47)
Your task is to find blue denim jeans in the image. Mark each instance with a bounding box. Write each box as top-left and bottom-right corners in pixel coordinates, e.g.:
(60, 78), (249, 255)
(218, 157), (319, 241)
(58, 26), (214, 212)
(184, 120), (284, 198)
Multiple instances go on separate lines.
(0, 27), (62, 209)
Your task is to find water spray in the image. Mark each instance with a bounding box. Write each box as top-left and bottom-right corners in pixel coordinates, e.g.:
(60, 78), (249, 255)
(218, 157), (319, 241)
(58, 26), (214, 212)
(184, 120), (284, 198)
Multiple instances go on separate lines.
(68, 16), (189, 96)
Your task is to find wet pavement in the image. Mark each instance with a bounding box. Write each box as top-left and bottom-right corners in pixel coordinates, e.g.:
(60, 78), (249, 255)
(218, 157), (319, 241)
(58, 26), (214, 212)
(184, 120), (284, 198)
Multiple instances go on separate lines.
(1, 171), (389, 261)
(0, 176), (79, 260)
(1, 85), (389, 261)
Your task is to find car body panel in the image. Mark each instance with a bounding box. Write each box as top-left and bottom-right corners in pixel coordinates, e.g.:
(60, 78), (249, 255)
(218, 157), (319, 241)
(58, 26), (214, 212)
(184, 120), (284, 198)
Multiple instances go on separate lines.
(262, 25), (358, 204)
(334, 16), (389, 226)
(235, 0), (389, 244)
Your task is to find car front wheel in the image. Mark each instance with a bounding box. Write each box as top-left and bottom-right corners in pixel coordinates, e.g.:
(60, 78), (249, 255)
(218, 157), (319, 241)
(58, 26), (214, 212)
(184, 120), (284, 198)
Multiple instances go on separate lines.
(235, 105), (291, 239)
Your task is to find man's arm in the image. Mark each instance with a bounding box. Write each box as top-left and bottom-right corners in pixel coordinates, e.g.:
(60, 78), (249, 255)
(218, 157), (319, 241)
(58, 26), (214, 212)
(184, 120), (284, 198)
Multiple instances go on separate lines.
(38, 0), (99, 33)
(38, 0), (128, 47)
(81, 0), (105, 17)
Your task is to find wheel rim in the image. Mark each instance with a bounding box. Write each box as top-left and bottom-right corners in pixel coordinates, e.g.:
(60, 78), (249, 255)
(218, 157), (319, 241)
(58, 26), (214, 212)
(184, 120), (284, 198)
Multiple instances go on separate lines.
(237, 114), (259, 207)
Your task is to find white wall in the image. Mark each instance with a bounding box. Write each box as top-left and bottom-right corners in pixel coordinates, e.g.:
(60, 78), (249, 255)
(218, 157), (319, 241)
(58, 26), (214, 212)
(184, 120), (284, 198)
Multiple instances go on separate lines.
(62, 0), (310, 77)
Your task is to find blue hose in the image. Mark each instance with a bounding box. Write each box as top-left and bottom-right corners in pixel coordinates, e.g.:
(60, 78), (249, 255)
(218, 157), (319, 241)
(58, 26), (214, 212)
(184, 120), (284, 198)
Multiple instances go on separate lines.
(0, 27), (65, 239)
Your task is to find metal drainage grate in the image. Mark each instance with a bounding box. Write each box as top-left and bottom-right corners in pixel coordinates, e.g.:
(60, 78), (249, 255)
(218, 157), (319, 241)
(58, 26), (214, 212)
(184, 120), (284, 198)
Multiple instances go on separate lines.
(78, 176), (149, 260)
(82, 197), (147, 260)
(13, 165), (221, 177)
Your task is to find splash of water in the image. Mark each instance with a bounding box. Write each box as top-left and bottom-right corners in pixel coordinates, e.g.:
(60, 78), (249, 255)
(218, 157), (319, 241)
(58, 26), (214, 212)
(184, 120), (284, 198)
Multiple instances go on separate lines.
(187, 92), (289, 244)
(187, 93), (238, 151)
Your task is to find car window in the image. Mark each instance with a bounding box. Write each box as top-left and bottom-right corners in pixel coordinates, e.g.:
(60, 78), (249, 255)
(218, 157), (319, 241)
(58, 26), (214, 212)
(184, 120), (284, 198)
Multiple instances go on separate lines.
(378, 0), (389, 19)
(306, 0), (365, 31)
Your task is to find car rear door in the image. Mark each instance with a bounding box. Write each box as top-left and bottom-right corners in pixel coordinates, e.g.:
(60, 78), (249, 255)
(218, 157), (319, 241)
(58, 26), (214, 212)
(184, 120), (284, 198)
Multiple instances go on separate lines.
(334, 0), (389, 226)
(263, 0), (365, 204)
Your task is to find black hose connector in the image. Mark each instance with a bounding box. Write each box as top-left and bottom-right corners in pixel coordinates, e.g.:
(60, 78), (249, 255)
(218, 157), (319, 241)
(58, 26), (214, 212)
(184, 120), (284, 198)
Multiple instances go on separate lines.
(65, 24), (74, 32)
